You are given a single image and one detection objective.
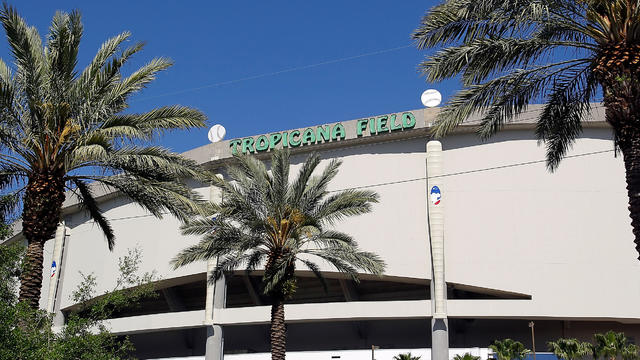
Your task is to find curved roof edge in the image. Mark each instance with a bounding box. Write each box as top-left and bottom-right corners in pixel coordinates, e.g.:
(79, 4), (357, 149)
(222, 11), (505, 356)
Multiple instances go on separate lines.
(1, 103), (609, 244)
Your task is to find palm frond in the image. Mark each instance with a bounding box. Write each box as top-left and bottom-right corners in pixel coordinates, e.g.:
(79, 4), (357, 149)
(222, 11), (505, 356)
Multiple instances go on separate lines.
(92, 175), (203, 222)
(413, 0), (571, 48)
(298, 157), (341, 212)
(268, 149), (290, 210)
(47, 10), (82, 96)
(315, 189), (379, 225)
(69, 178), (115, 249)
(0, 190), (19, 223)
(0, 4), (46, 109)
(431, 59), (588, 138)
(74, 31), (131, 97)
(298, 259), (328, 293)
(535, 67), (598, 170)
(106, 105), (206, 139)
(174, 150), (385, 300)
(105, 57), (172, 109)
(289, 152), (321, 204)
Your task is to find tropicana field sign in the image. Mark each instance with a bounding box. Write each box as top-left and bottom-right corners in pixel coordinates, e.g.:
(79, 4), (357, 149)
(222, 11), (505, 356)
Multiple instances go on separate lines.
(229, 111), (417, 155)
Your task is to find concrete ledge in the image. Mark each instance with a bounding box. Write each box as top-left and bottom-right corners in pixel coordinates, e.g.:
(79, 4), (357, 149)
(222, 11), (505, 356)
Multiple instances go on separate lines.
(216, 300), (431, 325)
(105, 310), (206, 335)
(215, 299), (640, 326)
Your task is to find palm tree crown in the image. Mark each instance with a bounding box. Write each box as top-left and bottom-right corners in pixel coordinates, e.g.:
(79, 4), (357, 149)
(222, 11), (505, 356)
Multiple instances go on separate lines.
(172, 150), (385, 360)
(592, 331), (638, 360)
(0, 6), (209, 308)
(394, 353), (422, 360)
(453, 353), (481, 360)
(413, 0), (640, 259)
(548, 338), (591, 360)
(489, 339), (531, 360)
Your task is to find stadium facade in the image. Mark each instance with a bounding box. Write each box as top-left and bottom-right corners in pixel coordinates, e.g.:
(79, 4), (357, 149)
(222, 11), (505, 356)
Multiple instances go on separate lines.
(4, 105), (640, 360)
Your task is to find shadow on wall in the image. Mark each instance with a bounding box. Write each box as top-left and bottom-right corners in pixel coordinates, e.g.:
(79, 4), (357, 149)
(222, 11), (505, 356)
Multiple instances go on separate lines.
(441, 128), (612, 152)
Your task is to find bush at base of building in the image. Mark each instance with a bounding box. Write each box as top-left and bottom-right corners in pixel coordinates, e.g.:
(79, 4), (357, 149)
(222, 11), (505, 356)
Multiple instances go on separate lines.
(490, 339), (531, 360)
(393, 353), (422, 360)
(547, 332), (640, 360)
(454, 353), (481, 360)
(0, 246), (156, 360)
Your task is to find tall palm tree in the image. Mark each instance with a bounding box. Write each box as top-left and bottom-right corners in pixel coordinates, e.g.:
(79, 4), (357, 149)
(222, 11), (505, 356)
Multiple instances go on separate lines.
(548, 338), (591, 360)
(413, 0), (640, 259)
(489, 339), (531, 360)
(171, 150), (386, 360)
(0, 6), (209, 309)
(592, 331), (630, 360)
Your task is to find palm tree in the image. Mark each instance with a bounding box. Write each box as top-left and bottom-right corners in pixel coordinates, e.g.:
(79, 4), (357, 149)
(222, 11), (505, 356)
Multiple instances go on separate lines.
(453, 353), (481, 360)
(622, 344), (640, 360)
(548, 338), (591, 360)
(489, 339), (531, 360)
(0, 6), (209, 309)
(394, 353), (422, 360)
(592, 331), (629, 360)
(413, 0), (640, 259)
(171, 150), (386, 360)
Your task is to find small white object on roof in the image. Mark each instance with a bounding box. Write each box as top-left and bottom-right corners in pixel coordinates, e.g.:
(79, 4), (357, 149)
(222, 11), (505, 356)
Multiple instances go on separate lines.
(421, 89), (442, 108)
(208, 124), (226, 143)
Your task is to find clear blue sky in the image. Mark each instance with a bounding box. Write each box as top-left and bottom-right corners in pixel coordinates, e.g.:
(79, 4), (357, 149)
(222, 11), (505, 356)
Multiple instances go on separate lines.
(3, 1), (455, 153)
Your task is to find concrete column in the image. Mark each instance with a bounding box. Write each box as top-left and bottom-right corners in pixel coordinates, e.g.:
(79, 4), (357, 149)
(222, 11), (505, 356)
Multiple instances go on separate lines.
(206, 174), (225, 360)
(205, 275), (226, 360)
(426, 141), (449, 360)
(432, 318), (449, 360)
(46, 222), (66, 314)
(206, 325), (224, 360)
(205, 259), (217, 323)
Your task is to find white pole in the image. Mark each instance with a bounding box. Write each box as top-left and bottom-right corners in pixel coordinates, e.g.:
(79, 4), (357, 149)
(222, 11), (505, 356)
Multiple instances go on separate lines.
(46, 222), (66, 313)
(426, 140), (449, 360)
(205, 173), (224, 324)
(206, 173), (225, 360)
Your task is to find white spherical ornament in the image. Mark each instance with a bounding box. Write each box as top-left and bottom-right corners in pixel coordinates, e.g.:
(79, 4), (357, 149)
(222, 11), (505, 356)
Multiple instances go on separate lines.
(208, 124), (227, 143)
(421, 89), (442, 108)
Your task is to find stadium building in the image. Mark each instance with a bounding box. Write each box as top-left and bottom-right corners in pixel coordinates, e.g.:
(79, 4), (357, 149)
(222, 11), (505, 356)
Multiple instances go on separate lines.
(4, 105), (640, 360)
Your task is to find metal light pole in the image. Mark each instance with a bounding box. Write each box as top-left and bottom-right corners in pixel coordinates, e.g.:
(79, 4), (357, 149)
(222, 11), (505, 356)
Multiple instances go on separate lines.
(426, 140), (449, 360)
(371, 345), (379, 360)
(529, 321), (536, 360)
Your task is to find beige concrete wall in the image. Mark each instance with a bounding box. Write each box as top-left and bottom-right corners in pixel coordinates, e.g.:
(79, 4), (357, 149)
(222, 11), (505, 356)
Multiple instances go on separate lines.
(441, 128), (639, 320)
(50, 125), (640, 324)
(58, 184), (211, 309)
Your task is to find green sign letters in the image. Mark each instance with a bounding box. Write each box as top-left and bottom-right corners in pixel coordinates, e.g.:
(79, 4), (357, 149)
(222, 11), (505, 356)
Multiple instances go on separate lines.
(229, 111), (416, 155)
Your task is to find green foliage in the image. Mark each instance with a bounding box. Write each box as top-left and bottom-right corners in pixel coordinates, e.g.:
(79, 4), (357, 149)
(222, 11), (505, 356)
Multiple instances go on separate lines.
(489, 339), (531, 360)
(412, 0), (638, 170)
(548, 338), (591, 360)
(453, 353), (481, 360)
(0, 244), (22, 303)
(0, 3), (210, 310)
(591, 331), (638, 360)
(0, 193), (17, 241)
(394, 353), (422, 360)
(0, 245), (156, 359)
(71, 248), (158, 321)
(0, 4), (209, 247)
(622, 344), (640, 360)
(172, 150), (386, 300)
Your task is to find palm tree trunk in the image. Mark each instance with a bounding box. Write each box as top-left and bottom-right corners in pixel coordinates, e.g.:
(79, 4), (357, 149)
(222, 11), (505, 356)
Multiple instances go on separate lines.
(19, 172), (65, 309)
(19, 240), (45, 309)
(270, 298), (286, 360)
(603, 75), (640, 259)
(594, 44), (640, 260)
(617, 123), (640, 260)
